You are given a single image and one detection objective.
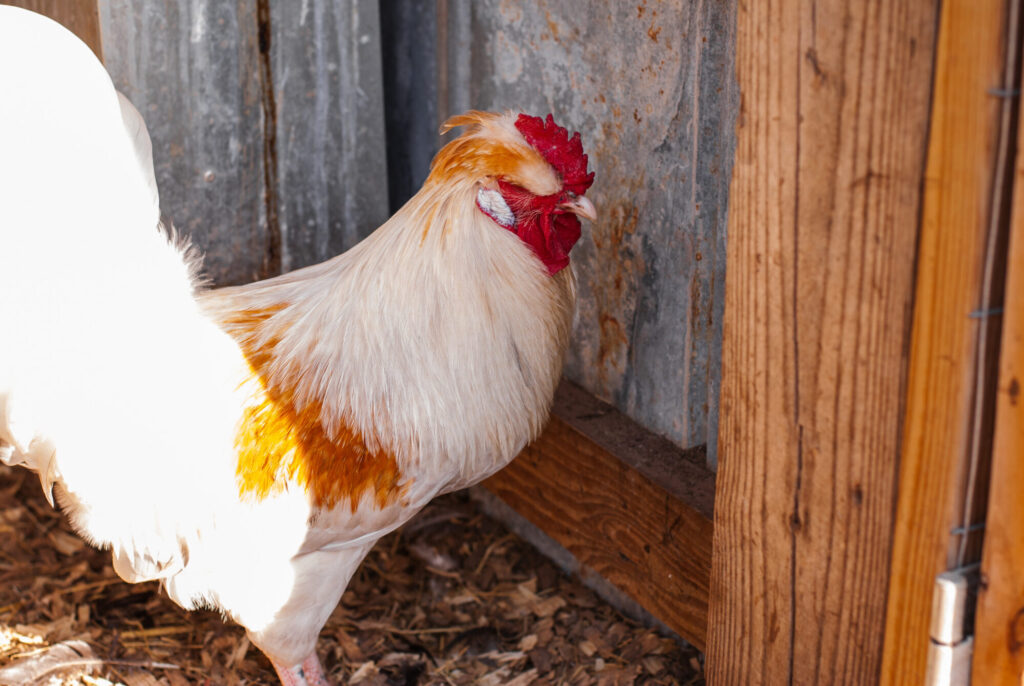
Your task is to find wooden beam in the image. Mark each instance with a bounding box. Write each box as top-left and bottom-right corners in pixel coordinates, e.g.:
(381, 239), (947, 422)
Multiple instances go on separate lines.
(2, 0), (103, 61)
(880, 1), (1015, 683)
(706, 1), (937, 684)
(972, 33), (1024, 683)
(483, 381), (715, 651)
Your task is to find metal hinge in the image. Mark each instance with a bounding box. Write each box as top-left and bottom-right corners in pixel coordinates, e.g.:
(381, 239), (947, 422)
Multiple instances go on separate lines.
(925, 569), (979, 686)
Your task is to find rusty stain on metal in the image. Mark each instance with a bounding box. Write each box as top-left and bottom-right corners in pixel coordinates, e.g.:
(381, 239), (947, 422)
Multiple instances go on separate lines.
(589, 193), (644, 388)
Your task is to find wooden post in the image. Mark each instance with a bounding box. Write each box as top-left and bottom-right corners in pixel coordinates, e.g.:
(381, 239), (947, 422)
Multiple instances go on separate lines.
(971, 35), (1024, 683)
(707, 1), (938, 684)
(2, 0), (103, 60)
(880, 1), (1015, 683)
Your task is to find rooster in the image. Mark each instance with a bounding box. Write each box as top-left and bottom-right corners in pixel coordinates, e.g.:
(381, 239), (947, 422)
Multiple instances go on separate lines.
(0, 7), (597, 686)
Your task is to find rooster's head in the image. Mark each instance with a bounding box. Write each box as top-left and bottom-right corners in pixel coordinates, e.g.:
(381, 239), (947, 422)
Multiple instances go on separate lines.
(429, 111), (596, 275)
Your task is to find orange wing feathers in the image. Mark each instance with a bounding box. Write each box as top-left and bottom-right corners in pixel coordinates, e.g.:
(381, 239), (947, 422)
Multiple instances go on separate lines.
(224, 307), (405, 511)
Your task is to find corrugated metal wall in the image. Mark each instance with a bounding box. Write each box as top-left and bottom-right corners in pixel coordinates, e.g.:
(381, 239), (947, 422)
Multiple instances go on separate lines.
(97, 0), (737, 466)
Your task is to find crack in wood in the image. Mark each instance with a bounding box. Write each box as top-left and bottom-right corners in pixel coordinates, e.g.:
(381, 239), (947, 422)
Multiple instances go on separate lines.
(788, 16), (805, 683)
(256, 0), (281, 278)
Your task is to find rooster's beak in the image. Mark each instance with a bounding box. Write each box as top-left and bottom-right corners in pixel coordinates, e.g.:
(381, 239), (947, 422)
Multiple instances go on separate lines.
(559, 196), (597, 222)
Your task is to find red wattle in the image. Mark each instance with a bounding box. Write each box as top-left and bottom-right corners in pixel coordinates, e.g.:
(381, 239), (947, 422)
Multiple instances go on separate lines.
(495, 179), (582, 276)
(514, 213), (581, 275)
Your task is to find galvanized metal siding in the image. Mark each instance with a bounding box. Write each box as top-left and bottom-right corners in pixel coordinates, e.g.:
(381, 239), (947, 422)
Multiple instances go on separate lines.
(441, 0), (738, 464)
(270, 0), (389, 271)
(98, 1), (389, 283)
(380, 1), (439, 214)
(99, 1), (269, 285)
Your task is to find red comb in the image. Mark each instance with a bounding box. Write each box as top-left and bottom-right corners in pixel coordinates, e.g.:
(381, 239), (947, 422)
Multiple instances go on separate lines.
(515, 113), (595, 196)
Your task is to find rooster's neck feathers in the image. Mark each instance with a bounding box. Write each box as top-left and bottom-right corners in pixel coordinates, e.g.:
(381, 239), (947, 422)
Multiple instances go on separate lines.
(430, 111), (564, 197)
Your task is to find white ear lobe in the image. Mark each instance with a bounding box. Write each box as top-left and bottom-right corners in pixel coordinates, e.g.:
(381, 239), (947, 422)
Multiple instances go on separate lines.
(116, 91), (160, 216)
(476, 187), (516, 229)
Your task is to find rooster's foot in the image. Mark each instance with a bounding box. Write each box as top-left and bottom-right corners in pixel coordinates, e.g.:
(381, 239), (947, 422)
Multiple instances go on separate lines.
(271, 652), (330, 686)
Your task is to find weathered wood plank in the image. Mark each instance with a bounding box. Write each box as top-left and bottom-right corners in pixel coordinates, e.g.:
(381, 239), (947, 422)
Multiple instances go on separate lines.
(970, 29), (1024, 684)
(3, 0), (102, 60)
(707, 1), (937, 683)
(880, 1), (1015, 683)
(484, 381), (715, 651)
(441, 0), (739, 464)
(270, 0), (390, 270)
(98, 1), (270, 285)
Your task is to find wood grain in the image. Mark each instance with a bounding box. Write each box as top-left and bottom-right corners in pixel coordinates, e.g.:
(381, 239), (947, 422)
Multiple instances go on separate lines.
(2, 0), (102, 60)
(707, 1), (937, 684)
(880, 1), (1015, 683)
(483, 381), (715, 651)
(971, 33), (1024, 683)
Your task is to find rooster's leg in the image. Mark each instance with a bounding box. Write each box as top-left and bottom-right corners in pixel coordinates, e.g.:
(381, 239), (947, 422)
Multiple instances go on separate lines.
(270, 652), (330, 686)
(300, 653), (331, 686)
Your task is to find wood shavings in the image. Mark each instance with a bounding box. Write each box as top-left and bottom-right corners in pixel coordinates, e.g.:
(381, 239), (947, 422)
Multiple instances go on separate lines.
(0, 464), (702, 684)
(0, 639), (96, 685)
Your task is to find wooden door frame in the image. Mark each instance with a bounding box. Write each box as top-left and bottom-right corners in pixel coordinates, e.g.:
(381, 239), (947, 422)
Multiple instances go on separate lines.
(881, 0), (1019, 683)
(971, 14), (1024, 681)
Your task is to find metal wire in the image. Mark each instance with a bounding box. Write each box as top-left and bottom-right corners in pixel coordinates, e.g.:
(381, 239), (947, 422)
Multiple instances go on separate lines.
(956, 0), (1023, 569)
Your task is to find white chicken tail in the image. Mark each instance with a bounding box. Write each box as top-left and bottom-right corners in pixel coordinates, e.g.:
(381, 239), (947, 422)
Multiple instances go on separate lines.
(0, 7), (244, 580)
(0, 6), (181, 490)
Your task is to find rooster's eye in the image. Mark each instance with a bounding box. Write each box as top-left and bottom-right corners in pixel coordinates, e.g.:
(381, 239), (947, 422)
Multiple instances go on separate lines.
(476, 187), (516, 229)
